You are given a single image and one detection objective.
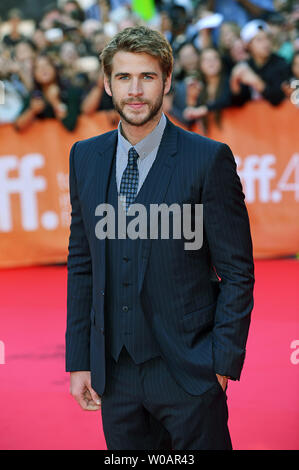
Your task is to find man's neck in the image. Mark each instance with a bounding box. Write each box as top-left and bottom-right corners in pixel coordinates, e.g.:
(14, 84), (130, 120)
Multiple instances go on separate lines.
(120, 110), (163, 146)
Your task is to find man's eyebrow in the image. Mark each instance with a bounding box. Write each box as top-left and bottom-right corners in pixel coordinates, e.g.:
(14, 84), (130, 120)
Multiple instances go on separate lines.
(114, 72), (159, 77)
(141, 72), (158, 76)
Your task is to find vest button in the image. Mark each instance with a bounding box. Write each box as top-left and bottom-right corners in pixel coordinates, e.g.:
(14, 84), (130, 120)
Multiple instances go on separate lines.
(122, 305), (129, 312)
(123, 256), (130, 262)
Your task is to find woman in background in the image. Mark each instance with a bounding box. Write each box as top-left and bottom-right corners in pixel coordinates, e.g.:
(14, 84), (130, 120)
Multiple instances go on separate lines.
(182, 47), (241, 131)
(15, 54), (82, 131)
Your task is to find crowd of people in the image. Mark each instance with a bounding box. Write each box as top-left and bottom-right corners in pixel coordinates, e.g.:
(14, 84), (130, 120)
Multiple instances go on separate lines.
(0, 0), (298, 132)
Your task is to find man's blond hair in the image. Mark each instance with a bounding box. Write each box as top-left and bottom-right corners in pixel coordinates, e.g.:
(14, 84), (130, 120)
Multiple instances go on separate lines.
(100, 26), (173, 80)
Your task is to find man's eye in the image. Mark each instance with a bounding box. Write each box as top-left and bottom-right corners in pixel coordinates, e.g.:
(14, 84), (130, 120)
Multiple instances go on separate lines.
(144, 75), (153, 80)
(119, 76), (129, 80)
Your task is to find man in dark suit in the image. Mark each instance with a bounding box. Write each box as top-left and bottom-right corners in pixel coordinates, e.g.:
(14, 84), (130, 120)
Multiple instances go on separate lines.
(66, 26), (255, 450)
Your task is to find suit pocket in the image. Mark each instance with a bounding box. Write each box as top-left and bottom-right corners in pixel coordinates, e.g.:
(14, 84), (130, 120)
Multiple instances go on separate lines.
(183, 302), (216, 333)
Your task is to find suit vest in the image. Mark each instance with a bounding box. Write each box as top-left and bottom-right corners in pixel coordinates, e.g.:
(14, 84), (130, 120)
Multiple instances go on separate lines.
(104, 153), (161, 363)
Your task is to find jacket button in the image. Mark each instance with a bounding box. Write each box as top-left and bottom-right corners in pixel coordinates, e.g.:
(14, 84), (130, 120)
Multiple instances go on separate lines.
(122, 305), (129, 312)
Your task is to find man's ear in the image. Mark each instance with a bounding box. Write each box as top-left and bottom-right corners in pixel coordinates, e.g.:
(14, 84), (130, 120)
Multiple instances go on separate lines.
(164, 73), (172, 95)
(103, 74), (112, 97)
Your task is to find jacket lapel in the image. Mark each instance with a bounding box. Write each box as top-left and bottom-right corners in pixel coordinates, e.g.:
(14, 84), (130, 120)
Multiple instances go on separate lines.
(137, 118), (179, 294)
(94, 129), (118, 291)
(96, 130), (118, 204)
(93, 119), (179, 296)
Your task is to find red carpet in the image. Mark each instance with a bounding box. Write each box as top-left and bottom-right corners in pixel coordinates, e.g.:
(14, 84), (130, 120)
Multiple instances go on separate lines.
(0, 259), (298, 450)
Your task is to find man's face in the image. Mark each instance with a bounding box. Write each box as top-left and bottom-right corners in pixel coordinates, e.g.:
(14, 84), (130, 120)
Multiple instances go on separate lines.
(248, 31), (272, 61)
(104, 51), (171, 127)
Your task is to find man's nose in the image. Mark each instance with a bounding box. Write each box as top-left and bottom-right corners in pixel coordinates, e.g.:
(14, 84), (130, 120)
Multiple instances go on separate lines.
(128, 78), (143, 96)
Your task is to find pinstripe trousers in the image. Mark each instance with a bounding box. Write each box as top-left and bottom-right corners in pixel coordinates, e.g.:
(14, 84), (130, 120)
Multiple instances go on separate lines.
(101, 347), (232, 450)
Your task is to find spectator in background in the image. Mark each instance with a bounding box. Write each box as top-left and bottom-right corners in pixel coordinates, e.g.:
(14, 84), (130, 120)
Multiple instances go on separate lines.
(229, 36), (250, 64)
(164, 3), (191, 53)
(62, 0), (86, 23)
(0, 79), (24, 124)
(39, 4), (63, 31)
(266, 11), (295, 63)
(32, 28), (48, 52)
(167, 75), (202, 127)
(3, 9), (26, 48)
(184, 47), (247, 128)
(0, 0), (297, 131)
(58, 40), (94, 90)
(80, 67), (115, 115)
(208, 0), (276, 28)
(12, 40), (37, 92)
(230, 19), (290, 105)
(15, 54), (82, 131)
(159, 8), (173, 43)
(173, 42), (200, 80)
(85, 0), (127, 22)
(290, 50), (299, 81)
(88, 28), (110, 56)
(0, 45), (24, 124)
(0, 40), (36, 112)
(281, 50), (299, 105)
(219, 21), (241, 55)
(218, 21), (249, 73)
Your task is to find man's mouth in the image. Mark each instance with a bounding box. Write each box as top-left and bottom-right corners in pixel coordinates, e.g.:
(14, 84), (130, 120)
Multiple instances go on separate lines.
(126, 102), (146, 109)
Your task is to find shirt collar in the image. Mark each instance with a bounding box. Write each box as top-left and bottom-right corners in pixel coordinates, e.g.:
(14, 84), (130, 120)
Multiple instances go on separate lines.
(117, 113), (167, 160)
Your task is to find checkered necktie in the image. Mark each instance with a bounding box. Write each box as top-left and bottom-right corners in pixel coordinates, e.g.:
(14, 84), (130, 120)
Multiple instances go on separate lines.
(119, 147), (139, 213)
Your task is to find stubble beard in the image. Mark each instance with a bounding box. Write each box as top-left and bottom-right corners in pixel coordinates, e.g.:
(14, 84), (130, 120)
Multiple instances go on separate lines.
(111, 83), (165, 127)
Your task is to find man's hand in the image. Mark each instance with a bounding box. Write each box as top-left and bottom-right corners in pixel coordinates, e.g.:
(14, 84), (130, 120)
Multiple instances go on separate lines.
(216, 374), (229, 392)
(70, 371), (101, 411)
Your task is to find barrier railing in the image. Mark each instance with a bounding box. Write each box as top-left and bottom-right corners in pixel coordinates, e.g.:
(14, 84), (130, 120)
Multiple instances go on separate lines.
(0, 100), (298, 268)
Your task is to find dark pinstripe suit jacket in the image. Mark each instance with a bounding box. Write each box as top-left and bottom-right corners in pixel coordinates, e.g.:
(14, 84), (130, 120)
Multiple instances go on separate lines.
(65, 117), (255, 396)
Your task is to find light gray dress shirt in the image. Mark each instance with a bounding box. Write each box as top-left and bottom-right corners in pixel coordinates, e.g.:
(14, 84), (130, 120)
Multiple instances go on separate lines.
(116, 113), (167, 195)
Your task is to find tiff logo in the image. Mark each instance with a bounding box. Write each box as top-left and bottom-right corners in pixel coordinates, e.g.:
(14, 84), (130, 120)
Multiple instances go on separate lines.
(0, 340), (5, 364)
(0, 154), (46, 231)
(290, 79), (299, 106)
(235, 154), (276, 203)
(236, 153), (299, 203)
